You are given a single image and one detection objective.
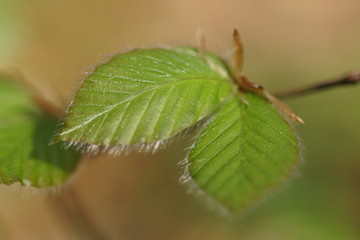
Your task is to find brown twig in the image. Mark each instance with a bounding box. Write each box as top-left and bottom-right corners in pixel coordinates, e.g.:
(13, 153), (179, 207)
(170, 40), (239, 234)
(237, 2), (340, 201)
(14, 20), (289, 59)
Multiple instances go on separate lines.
(274, 71), (360, 99)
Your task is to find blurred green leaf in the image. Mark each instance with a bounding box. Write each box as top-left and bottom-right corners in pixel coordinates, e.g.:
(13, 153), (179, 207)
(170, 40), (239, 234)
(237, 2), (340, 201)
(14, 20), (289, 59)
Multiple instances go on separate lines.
(0, 77), (80, 187)
(187, 93), (300, 212)
(55, 48), (233, 148)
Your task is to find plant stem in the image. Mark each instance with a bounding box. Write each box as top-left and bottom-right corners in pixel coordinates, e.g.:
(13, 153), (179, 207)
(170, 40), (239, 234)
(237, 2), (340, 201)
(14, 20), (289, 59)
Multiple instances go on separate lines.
(274, 71), (360, 99)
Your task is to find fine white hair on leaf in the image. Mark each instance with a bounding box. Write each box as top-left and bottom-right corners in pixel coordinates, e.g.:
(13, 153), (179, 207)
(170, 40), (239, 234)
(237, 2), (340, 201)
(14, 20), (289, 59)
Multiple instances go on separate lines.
(177, 98), (305, 218)
(206, 57), (230, 79)
(179, 123), (232, 217)
(290, 129), (306, 178)
(56, 107), (213, 156)
(9, 182), (59, 197)
(58, 138), (169, 156)
(179, 156), (231, 217)
(275, 104), (306, 170)
(179, 151), (305, 219)
(60, 132), (179, 156)
(62, 45), (140, 113)
(21, 179), (32, 187)
(238, 115), (305, 216)
(54, 42), (233, 156)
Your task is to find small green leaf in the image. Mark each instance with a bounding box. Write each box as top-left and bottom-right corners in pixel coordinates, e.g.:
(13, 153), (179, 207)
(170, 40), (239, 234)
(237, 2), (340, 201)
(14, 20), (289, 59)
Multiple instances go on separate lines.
(55, 48), (233, 148)
(187, 93), (300, 212)
(53, 44), (301, 212)
(0, 78), (80, 187)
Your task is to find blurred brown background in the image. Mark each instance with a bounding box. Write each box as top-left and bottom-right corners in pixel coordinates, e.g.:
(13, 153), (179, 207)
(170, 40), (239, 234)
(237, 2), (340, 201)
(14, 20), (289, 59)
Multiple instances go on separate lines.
(1, 0), (360, 239)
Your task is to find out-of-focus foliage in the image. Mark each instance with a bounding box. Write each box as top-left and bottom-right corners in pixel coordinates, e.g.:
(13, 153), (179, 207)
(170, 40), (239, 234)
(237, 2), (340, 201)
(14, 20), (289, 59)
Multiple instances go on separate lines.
(0, 77), (80, 187)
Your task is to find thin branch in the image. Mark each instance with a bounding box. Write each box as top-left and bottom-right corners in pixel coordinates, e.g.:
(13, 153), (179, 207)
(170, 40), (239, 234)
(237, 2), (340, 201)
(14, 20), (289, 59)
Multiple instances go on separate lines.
(274, 71), (360, 99)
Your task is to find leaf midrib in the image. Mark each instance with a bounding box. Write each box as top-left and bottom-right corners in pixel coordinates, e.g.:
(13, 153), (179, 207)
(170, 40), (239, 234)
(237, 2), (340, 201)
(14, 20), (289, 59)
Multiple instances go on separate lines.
(60, 77), (231, 137)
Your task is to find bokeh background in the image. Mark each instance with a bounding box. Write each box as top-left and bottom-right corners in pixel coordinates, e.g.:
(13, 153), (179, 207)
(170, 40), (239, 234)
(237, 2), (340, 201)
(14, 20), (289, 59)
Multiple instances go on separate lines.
(1, 0), (360, 239)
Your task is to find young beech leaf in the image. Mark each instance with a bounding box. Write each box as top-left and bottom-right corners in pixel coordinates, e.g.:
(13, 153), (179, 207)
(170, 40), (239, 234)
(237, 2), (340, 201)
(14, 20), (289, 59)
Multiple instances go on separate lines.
(54, 41), (301, 213)
(55, 48), (233, 149)
(186, 93), (299, 213)
(0, 78), (80, 187)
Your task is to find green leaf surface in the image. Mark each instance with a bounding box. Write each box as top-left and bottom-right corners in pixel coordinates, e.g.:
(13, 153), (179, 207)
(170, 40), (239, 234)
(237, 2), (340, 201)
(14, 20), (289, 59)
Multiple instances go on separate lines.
(187, 93), (300, 212)
(0, 78), (80, 187)
(56, 48), (233, 147)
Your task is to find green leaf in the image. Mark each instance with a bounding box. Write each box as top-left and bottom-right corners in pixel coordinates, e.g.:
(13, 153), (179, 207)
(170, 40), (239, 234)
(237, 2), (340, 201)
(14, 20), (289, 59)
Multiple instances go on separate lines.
(186, 93), (300, 212)
(55, 48), (233, 149)
(0, 78), (80, 187)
